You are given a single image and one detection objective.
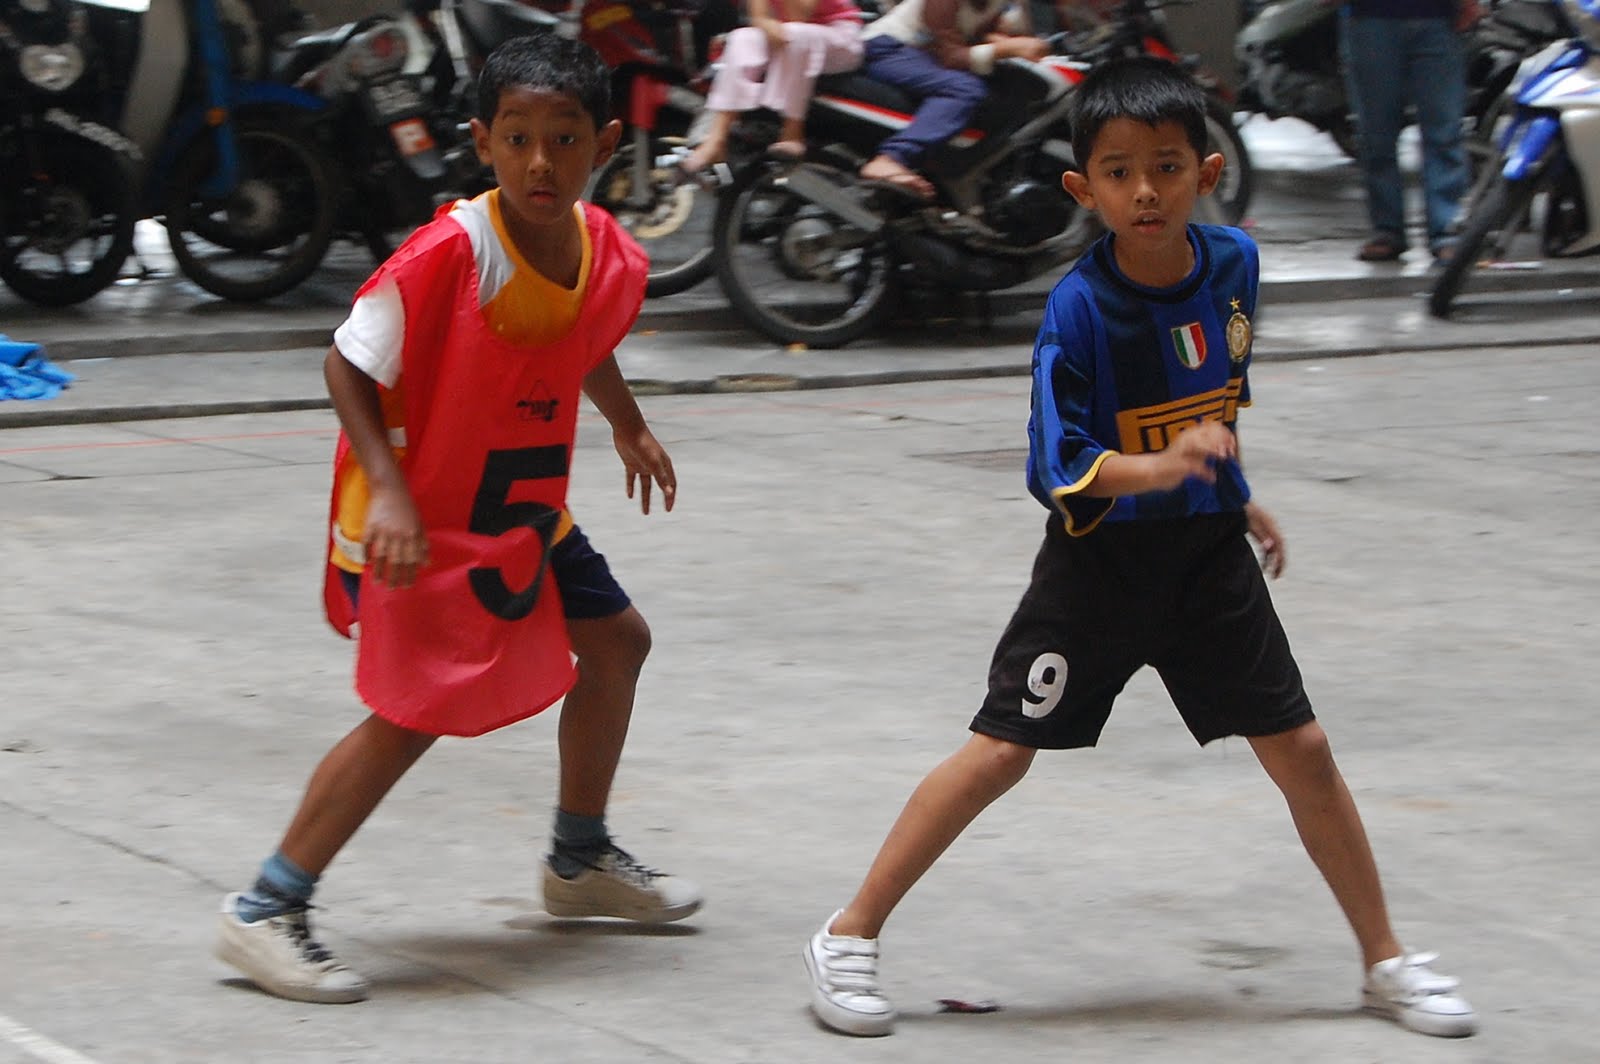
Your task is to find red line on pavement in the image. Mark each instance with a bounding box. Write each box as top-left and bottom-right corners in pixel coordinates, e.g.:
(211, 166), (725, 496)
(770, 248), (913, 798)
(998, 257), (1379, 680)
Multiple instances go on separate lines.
(0, 427), (336, 457)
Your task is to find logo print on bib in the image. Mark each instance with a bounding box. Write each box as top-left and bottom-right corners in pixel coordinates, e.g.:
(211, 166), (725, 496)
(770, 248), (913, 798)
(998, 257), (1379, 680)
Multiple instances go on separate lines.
(1171, 322), (1207, 369)
(1021, 653), (1068, 718)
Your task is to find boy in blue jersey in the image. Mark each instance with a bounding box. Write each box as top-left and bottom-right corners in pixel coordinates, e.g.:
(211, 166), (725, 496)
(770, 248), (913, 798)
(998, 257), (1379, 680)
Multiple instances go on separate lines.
(802, 56), (1477, 1041)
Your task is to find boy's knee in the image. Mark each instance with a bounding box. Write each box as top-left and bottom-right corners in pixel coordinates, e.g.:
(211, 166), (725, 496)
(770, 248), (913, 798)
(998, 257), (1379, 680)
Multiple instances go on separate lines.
(1252, 720), (1336, 783)
(967, 733), (1036, 788)
(573, 607), (652, 676)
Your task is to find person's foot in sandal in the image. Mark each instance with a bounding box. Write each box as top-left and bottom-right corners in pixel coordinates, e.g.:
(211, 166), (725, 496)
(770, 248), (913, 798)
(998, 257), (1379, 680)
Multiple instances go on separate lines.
(767, 139), (806, 160)
(1356, 232), (1406, 262)
(859, 155), (935, 201)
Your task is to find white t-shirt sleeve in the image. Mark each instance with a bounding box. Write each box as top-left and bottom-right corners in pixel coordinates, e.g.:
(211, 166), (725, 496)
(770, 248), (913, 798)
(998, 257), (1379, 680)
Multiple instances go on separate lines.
(332, 277), (405, 389)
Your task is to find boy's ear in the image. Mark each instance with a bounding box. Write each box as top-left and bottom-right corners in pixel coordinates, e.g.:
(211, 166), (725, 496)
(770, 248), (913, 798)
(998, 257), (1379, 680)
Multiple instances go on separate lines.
(470, 117), (492, 166)
(1061, 169), (1094, 209)
(1197, 151), (1225, 197)
(593, 118), (624, 169)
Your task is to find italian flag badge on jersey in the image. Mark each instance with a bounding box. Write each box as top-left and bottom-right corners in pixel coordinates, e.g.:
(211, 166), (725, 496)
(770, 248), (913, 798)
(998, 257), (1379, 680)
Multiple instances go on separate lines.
(1171, 322), (1207, 368)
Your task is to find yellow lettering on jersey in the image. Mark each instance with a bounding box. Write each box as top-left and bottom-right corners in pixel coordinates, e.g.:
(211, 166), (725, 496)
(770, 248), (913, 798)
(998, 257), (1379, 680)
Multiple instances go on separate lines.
(1114, 379), (1245, 455)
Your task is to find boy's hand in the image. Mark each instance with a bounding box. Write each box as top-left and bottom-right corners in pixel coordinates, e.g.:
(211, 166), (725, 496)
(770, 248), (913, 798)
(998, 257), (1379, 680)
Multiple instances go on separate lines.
(615, 425), (676, 514)
(1155, 421), (1237, 491)
(364, 483), (429, 588)
(1245, 500), (1286, 578)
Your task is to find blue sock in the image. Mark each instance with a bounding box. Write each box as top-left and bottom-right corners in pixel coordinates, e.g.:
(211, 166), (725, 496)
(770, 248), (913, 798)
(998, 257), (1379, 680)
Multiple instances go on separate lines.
(234, 850), (318, 923)
(549, 809), (608, 878)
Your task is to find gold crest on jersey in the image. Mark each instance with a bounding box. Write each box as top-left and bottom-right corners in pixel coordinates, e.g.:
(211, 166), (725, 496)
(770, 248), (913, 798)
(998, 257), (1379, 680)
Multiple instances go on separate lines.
(1226, 297), (1252, 363)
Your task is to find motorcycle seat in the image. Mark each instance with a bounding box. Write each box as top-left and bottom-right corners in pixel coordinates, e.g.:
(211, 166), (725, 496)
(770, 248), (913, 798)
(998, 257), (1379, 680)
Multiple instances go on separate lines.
(814, 71), (918, 117)
(273, 23), (362, 85)
(455, 0), (564, 64)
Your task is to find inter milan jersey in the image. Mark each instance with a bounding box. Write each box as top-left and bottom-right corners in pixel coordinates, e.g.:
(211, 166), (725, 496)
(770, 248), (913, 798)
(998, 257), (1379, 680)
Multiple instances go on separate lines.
(1026, 224), (1259, 534)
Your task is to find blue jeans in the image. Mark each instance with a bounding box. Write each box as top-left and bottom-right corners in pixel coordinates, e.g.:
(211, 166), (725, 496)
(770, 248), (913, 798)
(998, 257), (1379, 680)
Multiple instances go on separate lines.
(1341, 13), (1468, 250)
(862, 35), (987, 167)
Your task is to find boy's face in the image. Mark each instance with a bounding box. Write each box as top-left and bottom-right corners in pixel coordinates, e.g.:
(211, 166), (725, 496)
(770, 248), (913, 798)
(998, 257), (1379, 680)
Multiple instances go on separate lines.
(1062, 118), (1223, 259)
(471, 86), (622, 235)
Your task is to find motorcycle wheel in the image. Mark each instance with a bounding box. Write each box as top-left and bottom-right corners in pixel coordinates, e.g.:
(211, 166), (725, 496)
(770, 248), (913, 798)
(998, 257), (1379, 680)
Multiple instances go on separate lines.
(0, 132), (136, 307)
(713, 161), (896, 349)
(164, 117), (339, 302)
(1429, 173), (1540, 319)
(1205, 100), (1254, 225)
(589, 135), (717, 298)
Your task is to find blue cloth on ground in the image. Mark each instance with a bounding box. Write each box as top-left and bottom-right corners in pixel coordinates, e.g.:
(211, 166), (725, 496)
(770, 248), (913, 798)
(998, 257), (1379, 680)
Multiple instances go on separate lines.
(0, 335), (74, 400)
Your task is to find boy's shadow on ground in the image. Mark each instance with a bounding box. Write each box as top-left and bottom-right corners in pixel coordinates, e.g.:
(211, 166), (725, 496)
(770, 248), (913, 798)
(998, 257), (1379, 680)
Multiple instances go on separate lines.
(217, 917), (699, 1002)
(805, 993), (1360, 1033)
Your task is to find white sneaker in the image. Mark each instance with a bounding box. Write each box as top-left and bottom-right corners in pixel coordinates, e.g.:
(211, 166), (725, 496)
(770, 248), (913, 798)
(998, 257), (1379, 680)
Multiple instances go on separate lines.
(542, 843), (702, 923)
(1362, 951), (1477, 1037)
(803, 911), (896, 1036)
(215, 893), (370, 1004)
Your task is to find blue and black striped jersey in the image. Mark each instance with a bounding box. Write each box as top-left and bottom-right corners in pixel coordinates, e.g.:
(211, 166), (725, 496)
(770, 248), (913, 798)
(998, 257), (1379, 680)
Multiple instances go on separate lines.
(1026, 224), (1259, 535)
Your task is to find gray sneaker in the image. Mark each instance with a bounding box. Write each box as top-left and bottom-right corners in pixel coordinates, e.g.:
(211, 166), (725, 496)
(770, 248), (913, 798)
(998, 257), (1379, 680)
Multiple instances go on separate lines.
(1362, 951), (1477, 1037)
(215, 893), (369, 1004)
(542, 843), (702, 923)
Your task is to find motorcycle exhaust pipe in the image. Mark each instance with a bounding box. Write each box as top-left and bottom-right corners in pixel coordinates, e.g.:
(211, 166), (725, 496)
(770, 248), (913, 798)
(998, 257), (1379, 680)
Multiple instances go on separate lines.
(780, 166), (886, 235)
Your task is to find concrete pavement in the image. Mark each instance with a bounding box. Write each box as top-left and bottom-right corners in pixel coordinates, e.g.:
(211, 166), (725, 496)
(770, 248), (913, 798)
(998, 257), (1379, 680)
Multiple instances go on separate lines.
(2, 345), (1597, 1063)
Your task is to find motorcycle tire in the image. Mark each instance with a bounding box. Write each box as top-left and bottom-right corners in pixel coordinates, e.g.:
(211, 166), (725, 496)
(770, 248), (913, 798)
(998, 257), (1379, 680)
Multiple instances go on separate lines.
(589, 135), (717, 298)
(1205, 99), (1254, 225)
(1429, 173), (1539, 319)
(0, 132), (137, 307)
(164, 117), (339, 302)
(712, 160), (896, 349)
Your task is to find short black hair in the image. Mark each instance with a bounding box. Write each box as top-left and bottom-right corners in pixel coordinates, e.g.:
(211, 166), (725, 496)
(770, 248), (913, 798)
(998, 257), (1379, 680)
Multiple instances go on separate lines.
(476, 33), (611, 131)
(1069, 56), (1209, 168)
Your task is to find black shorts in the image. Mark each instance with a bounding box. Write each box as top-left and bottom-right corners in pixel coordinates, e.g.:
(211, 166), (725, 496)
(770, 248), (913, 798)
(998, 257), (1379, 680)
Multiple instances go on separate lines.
(970, 513), (1314, 749)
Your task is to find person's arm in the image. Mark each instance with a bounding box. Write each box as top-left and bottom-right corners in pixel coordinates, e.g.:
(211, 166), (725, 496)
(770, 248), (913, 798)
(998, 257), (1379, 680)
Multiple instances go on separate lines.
(1232, 427), (1286, 577)
(582, 354), (676, 514)
(749, 0), (790, 48)
(1078, 420), (1237, 497)
(323, 346), (428, 587)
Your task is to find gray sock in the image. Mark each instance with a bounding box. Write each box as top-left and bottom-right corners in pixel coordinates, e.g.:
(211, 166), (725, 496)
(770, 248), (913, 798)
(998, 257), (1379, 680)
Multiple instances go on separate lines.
(234, 850), (317, 923)
(549, 809), (608, 879)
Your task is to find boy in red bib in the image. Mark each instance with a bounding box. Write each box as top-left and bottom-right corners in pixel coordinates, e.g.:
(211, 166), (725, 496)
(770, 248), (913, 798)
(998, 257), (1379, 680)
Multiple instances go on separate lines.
(215, 34), (700, 1005)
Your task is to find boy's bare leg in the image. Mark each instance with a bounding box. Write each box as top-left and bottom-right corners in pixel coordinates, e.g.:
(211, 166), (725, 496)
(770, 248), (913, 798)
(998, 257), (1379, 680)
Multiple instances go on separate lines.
(556, 606), (651, 816)
(544, 605), (701, 921)
(1247, 720), (1403, 967)
(278, 714), (437, 876)
(831, 733), (1036, 939)
(217, 714), (433, 1004)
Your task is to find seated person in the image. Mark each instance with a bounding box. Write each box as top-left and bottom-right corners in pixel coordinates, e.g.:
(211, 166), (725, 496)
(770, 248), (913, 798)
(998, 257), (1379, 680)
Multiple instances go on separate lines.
(857, 0), (1049, 199)
(680, 0), (866, 177)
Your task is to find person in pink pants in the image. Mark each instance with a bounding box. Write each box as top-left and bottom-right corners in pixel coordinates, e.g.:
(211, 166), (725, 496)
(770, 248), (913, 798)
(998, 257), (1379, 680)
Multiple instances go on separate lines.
(679, 0), (863, 176)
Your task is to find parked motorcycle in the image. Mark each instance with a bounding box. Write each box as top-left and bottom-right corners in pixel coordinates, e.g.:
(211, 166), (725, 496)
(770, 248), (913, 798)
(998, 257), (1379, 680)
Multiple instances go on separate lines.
(0, 0), (141, 306)
(710, 48), (1099, 348)
(139, 0), (341, 302)
(1235, 0), (1354, 157)
(1431, 0), (1600, 318)
(1052, 0), (1253, 224)
(579, 0), (740, 296)
(274, 9), (488, 262)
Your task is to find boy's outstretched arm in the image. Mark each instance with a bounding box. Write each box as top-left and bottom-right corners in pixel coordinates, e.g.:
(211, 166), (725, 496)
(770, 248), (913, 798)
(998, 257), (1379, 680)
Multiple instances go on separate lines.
(324, 346), (428, 587)
(1081, 420), (1237, 497)
(583, 354), (676, 514)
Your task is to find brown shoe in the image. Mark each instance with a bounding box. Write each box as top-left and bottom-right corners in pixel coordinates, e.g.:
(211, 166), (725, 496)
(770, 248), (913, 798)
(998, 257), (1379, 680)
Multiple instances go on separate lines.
(1357, 234), (1406, 262)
